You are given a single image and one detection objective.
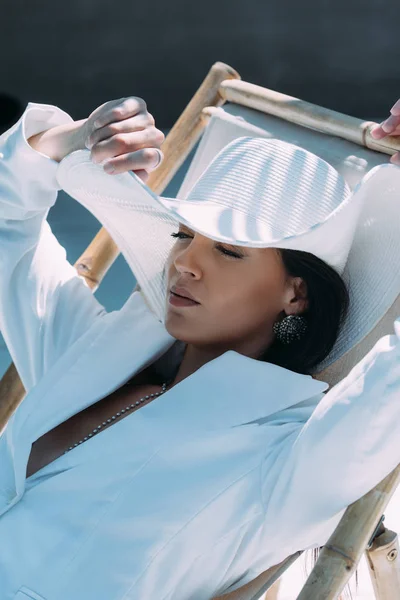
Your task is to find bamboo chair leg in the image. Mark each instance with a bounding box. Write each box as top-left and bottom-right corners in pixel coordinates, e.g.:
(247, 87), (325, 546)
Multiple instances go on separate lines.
(366, 527), (400, 599)
(0, 362), (24, 433)
(0, 61), (240, 430)
(296, 465), (400, 599)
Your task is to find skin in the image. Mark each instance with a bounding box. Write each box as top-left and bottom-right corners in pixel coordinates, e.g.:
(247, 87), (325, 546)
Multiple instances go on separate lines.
(28, 96), (165, 179)
(164, 223), (308, 386)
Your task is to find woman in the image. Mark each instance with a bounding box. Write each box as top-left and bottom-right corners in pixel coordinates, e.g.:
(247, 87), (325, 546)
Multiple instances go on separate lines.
(0, 97), (399, 600)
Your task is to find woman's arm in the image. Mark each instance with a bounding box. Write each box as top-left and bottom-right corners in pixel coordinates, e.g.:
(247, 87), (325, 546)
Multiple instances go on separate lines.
(258, 313), (400, 556)
(261, 99), (400, 547)
(0, 104), (107, 392)
(29, 95), (164, 178)
(0, 98), (164, 392)
(28, 118), (87, 162)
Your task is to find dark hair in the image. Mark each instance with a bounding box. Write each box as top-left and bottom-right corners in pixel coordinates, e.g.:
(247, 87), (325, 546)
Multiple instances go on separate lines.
(259, 249), (350, 375)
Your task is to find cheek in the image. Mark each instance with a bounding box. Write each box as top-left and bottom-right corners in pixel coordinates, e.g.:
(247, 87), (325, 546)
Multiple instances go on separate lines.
(214, 271), (283, 325)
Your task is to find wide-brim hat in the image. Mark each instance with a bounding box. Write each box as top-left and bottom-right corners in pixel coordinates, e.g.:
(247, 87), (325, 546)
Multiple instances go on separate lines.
(56, 137), (400, 371)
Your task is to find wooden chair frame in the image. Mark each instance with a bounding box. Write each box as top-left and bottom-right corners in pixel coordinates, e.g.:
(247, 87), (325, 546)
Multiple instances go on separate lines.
(2, 62), (400, 599)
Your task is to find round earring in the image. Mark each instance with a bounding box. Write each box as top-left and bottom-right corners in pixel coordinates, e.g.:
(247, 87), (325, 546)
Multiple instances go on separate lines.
(273, 314), (308, 345)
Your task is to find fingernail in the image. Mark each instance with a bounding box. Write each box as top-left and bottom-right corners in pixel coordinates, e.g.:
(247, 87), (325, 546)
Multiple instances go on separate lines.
(93, 120), (102, 129)
(103, 162), (115, 174)
(382, 120), (394, 133)
(85, 137), (93, 150)
(370, 126), (380, 139)
(390, 99), (400, 116)
(390, 154), (400, 166)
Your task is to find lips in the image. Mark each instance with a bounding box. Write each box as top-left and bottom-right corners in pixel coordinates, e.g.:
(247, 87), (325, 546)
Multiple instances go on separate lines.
(170, 285), (200, 304)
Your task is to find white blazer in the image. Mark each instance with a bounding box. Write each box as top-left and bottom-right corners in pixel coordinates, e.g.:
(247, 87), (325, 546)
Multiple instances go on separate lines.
(1, 104), (400, 600)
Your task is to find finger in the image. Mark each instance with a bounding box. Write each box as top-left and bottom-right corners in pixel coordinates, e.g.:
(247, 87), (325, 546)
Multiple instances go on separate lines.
(390, 125), (400, 137)
(370, 117), (400, 139)
(102, 148), (164, 175)
(381, 114), (400, 134)
(86, 113), (156, 149)
(390, 152), (400, 166)
(133, 169), (150, 183)
(91, 128), (164, 164)
(92, 97), (147, 130)
(370, 124), (388, 140)
(373, 126), (400, 141)
(390, 99), (400, 116)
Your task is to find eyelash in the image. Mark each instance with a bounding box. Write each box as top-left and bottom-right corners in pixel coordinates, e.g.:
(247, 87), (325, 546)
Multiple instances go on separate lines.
(170, 231), (243, 259)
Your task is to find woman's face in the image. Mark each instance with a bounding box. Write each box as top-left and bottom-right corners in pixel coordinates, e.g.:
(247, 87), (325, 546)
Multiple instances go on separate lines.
(164, 223), (308, 358)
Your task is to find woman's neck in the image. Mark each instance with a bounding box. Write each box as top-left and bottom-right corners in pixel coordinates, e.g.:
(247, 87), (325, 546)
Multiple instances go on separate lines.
(171, 344), (225, 387)
(165, 333), (272, 389)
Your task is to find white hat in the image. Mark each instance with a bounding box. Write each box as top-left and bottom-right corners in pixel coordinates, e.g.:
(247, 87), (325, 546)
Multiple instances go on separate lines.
(56, 137), (400, 371)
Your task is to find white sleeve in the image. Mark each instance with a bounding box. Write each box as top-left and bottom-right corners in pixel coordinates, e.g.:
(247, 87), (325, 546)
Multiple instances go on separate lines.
(262, 315), (400, 544)
(0, 102), (107, 394)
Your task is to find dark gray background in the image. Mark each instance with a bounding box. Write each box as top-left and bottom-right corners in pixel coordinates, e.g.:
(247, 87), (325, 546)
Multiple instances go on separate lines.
(1, 0), (399, 130)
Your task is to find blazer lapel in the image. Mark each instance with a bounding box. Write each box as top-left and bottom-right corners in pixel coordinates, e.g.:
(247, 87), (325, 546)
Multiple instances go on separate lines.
(133, 350), (329, 441)
(8, 292), (175, 495)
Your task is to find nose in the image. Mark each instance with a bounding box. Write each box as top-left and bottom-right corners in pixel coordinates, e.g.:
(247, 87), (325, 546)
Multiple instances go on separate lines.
(173, 237), (203, 279)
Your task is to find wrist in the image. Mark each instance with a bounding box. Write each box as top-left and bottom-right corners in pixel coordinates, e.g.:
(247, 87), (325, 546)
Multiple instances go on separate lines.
(28, 118), (87, 162)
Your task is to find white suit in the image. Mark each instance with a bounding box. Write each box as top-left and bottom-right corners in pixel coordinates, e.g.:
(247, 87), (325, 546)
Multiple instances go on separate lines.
(0, 104), (400, 600)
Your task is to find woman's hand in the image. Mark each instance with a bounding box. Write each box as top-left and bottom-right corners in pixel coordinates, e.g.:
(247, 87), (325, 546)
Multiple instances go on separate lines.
(370, 99), (400, 166)
(28, 97), (165, 182)
(82, 97), (164, 181)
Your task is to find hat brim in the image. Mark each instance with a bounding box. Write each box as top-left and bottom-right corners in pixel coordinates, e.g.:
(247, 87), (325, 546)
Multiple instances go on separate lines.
(318, 162), (400, 371)
(57, 150), (400, 372)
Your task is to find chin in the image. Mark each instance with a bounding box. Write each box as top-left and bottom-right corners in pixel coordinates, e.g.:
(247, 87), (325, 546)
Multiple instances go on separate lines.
(165, 319), (190, 342)
(164, 314), (200, 344)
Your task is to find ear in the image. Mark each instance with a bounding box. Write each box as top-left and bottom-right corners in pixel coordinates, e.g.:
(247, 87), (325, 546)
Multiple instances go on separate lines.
(283, 276), (309, 315)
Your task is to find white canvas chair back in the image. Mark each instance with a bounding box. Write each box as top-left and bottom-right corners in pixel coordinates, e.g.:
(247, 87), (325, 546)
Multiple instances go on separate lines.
(178, 103), (400, 390)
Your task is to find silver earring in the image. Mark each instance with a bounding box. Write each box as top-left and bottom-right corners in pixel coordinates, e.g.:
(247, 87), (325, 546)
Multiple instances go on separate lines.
(273, 314), (308, 345)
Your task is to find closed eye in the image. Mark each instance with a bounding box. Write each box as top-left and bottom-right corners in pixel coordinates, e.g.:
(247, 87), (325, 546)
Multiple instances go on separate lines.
(217, 246), (243, 259)
(170, 231), (191, 240)
(170, 231), (244, 259)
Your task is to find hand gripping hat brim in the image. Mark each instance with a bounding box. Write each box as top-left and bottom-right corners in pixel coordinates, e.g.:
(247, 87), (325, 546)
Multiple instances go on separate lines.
(56, 137), (400, 371)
